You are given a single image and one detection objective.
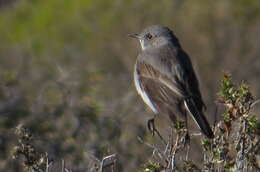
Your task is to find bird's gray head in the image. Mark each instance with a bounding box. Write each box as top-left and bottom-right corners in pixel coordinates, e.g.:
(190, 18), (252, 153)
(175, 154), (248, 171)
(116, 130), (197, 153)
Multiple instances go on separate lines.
(129, 25), (180, 50)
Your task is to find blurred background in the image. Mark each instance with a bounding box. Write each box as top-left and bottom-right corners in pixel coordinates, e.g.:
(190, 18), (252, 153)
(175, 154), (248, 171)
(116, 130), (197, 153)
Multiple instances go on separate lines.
(0, 0), (259, 171)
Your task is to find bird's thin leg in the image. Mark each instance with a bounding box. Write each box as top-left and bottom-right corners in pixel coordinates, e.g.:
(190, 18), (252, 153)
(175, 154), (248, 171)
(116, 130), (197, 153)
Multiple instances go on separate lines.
(147, 117), (155, 135)
(147, 116), (167, 145)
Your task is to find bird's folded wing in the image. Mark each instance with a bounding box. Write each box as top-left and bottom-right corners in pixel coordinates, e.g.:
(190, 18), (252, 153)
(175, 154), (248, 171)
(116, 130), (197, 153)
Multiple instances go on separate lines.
(136, 61), (186, 99)
(136, 46), (205, 111)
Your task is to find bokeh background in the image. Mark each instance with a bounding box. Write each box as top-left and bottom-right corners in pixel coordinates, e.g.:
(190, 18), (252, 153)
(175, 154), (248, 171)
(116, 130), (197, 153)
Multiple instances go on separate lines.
(0, 0), (260, 171)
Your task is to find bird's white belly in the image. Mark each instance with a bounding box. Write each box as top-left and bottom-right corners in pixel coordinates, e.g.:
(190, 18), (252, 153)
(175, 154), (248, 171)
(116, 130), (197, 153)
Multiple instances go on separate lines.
(134, 66), (158, 114)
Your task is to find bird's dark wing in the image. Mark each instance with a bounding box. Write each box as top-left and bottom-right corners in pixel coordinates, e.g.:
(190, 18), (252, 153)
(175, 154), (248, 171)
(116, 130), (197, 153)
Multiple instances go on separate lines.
(174, 49), (213, 138)
(136, 44), (213, 138)
(135, 61), (185, 121)
(137, 44), (205, 109)
(174, 49), (206, 111)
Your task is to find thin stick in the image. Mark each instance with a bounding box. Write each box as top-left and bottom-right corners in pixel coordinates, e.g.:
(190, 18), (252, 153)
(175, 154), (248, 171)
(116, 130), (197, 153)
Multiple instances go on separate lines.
(61, 159), (65, 172)
(137, 136), (167, 164)
(46, 157), (49, 172)
(154, 128), (167, 146)
(250, 99), (260, 108)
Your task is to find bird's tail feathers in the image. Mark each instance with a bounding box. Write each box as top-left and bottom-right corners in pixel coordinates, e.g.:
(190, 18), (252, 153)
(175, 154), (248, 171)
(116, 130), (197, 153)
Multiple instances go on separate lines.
(184, 99), (214, 138)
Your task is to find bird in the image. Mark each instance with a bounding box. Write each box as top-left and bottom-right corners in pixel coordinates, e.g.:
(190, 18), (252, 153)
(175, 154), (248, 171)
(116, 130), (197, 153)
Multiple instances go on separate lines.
(129, 25), (214, 138)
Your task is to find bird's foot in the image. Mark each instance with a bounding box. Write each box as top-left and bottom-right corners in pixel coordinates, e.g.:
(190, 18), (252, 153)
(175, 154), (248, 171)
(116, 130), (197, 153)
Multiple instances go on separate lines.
(147, 117), (167, 145)
(147, 118), (155, 136)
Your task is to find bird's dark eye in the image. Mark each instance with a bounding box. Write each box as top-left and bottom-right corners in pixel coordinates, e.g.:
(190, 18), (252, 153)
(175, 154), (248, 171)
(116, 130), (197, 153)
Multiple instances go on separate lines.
(146, 33), (153, 40)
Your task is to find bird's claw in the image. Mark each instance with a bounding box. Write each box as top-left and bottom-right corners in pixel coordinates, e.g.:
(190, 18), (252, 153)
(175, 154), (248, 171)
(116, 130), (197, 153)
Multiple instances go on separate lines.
(147, 118), (155, 136)
(147, 117), (167, 145)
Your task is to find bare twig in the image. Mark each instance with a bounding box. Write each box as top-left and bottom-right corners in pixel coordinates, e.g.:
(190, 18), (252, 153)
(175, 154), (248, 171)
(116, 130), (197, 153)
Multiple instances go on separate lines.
(250, 99), (260, 108)
(137, 136), (167, 163)
(100, 154), (117, 172)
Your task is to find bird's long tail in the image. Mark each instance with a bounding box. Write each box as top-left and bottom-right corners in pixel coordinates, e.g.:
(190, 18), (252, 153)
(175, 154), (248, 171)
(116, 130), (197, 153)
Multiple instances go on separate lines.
(184, 98), (214, 138)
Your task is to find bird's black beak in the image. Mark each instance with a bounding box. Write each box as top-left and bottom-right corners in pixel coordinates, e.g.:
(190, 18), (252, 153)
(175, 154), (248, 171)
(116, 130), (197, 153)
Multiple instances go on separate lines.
(128, 33), (140, 39)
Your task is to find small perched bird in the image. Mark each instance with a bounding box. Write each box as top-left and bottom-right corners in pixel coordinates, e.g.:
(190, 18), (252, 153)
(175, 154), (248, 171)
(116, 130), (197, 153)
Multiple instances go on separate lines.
(130, 25), (214, 138)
